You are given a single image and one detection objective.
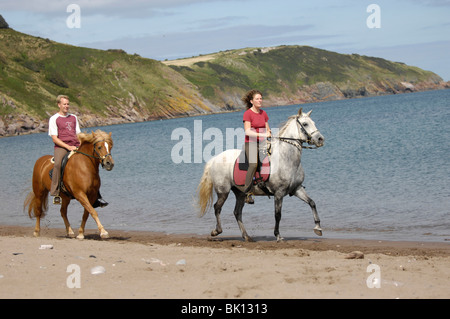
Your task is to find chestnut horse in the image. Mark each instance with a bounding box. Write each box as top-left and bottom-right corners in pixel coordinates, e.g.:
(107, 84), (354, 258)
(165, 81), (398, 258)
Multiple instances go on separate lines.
(24, 130), (114, 239)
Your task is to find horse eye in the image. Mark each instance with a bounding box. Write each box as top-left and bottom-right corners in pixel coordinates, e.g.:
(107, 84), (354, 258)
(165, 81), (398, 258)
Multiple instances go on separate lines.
(302, 122), (308, 126)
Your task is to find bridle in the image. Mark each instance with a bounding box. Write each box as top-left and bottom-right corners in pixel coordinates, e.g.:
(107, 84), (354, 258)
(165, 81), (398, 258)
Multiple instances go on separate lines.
(272, 116), (320, 152)
(74, 139), (112, 166)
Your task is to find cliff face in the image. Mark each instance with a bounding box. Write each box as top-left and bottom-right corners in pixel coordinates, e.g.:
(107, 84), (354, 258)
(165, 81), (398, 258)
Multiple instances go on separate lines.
(0, 28), (448, 137)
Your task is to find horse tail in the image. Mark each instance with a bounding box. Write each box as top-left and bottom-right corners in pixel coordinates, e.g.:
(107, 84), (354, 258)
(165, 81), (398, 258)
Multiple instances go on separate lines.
(23, 189), (48, 219)
(197, 160), (214, 218)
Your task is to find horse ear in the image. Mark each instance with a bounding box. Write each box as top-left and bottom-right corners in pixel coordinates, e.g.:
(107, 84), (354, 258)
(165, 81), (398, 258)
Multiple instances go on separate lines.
(306, 110), (312, 117)
(298, 107), (303, 116)
(108, 132), (112, 137)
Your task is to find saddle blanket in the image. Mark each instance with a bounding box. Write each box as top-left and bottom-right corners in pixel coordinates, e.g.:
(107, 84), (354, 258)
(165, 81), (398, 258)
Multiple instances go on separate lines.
(233, 150), (270, 186)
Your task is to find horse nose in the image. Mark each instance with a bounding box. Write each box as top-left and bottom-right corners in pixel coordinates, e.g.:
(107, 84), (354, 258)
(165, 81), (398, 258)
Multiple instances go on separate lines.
(317, 135), (324, 146)
(104, 157), (114, 170)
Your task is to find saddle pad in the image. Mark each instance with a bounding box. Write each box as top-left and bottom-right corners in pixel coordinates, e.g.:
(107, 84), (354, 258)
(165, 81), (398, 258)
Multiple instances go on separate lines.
(233, 151), (270, 186)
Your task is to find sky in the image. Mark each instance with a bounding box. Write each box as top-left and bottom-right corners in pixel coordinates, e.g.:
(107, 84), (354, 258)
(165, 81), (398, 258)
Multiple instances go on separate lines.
(1, 0), (449, 80)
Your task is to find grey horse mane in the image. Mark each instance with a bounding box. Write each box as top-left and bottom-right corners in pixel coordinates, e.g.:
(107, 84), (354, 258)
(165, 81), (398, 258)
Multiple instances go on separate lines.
(277, 115), (298, 137)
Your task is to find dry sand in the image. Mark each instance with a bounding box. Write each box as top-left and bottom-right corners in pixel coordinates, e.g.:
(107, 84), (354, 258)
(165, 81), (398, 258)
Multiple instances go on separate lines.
(0, 225), (448, 300)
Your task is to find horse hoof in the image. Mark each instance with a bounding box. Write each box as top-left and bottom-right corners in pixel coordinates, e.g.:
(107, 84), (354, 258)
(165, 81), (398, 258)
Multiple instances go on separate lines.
(76, 234), (85, 240)
(244, 236), (254, 242)
(33, 231), (40, 237)
(276, 236), (285, 242)
(211, 229), (222, 237)
(314, 228), (323, 236)
(100, 232), (109, 239)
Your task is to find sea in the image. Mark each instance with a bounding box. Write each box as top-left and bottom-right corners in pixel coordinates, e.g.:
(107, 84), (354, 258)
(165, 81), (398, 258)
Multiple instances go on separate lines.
(1, 89), (449, 242)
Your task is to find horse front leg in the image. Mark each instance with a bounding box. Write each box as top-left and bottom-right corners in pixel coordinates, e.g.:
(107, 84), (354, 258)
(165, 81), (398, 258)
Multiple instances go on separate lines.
(274, 195), (284, 242)
(60, 197), (75, 238)
(211, 192), (229, 237)
(233, 192), (253, 242)
(76, 194), (109, 239)
(294, 187), (322, 236)
(76, 210), (89, 240)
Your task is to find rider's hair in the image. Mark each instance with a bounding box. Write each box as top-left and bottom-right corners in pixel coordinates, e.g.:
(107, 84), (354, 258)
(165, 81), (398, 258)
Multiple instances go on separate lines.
(56, 95), (69, 104)
(242, 89), (262, 109)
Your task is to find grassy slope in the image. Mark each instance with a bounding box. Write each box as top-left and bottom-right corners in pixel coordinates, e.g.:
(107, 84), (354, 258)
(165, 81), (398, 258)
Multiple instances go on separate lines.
(167, 46), (442, 105)
(0, 29), (444, 133)
(0, 28), (211, 121)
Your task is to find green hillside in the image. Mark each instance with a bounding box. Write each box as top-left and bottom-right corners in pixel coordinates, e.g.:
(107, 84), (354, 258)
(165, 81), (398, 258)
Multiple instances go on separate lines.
(0, 27), (213, 134)
(166, 46), (444, 107)
(0, 24), (447, 137)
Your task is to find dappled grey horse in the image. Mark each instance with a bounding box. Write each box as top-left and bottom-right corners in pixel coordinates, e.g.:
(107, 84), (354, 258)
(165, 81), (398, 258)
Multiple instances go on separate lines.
(197, 107), (325, 242)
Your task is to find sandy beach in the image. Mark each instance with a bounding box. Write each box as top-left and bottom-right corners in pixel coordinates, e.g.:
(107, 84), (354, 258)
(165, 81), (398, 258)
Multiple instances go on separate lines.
(0, 225), (448, 300)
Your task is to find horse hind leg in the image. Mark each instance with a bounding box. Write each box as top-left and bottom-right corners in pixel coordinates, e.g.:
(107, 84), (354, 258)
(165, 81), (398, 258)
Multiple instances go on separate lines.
(24, 189), (48, 237)
(274, 195), (284, 242)
(233, 191), (253, 242)
(211, 192), (228, 237)
(60, 198), (75, 238)
(295, 187), (322, 236)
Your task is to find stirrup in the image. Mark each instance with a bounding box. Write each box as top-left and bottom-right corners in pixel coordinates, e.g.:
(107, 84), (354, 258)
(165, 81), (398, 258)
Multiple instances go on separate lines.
(245, 192), (254, 204)
(53, 196), (61, 205)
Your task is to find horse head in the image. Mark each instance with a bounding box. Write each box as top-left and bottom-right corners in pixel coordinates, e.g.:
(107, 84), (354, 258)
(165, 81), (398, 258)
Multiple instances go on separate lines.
(297, 108), (325, 147)
(79, 130), (115, 171)
(94, 131), (114, 171)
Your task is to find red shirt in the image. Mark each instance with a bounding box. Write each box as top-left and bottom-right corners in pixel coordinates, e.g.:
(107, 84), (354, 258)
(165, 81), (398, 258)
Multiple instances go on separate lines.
(243, 108), (269, 142)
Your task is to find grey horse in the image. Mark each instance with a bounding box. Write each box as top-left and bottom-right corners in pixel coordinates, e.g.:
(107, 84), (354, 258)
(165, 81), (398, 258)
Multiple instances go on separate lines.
(197, 107), (325, 242)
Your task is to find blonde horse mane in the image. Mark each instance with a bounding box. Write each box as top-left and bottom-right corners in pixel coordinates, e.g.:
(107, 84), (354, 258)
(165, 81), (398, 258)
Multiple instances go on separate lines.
(78, 130), (113, 148)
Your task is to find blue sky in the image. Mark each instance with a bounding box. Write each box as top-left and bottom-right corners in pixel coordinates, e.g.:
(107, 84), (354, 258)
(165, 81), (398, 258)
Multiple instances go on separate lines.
(2, 0), (450, 80)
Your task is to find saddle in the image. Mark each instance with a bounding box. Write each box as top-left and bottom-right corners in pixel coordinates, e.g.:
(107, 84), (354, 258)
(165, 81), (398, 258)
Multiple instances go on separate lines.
(233, 147), (270, 187)
(49, 151), (75, 198)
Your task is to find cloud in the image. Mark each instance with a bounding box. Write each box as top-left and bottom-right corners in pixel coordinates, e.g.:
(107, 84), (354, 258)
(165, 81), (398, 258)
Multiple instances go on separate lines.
(80, 23), (324, 60)
(1, 0), (218, 18)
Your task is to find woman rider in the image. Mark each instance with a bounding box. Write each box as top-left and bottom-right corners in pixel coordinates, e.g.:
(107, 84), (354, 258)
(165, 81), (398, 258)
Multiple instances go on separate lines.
(241, 89), (271, 204)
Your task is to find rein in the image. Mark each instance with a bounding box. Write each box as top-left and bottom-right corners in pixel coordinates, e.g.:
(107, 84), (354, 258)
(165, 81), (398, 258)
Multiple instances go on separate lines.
(273, 137), (319, 150)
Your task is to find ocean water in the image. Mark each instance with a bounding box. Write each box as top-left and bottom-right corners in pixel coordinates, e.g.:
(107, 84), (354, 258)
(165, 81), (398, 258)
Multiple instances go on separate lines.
(1, 90), (449, 242)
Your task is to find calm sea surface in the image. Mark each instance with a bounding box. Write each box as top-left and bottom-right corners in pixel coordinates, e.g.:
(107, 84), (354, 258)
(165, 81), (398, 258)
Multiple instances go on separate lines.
(1, 90), (449, 242)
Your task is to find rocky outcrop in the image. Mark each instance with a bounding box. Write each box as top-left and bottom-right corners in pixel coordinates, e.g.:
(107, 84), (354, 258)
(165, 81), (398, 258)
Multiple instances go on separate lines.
(262, 80), (449, 107)
(1, 80), (448, 137)
(0, 15), (9, 29)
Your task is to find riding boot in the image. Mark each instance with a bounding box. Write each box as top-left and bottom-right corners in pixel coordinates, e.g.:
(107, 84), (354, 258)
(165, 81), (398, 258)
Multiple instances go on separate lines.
(93, 197), (108, 208)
